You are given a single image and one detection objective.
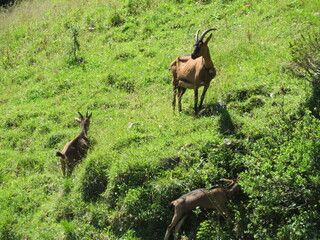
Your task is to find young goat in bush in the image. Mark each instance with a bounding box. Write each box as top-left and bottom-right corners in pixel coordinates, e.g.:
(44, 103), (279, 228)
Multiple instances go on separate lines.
(56, 112), (92, 176)
(170, 28), (217, 114)
(164, 178), (241, 240)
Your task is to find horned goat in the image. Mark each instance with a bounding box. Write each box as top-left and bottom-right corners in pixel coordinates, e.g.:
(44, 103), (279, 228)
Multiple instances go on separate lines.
(164, 178), (240, 240)
(170, 28), (217, 114)
(56, 112), (92, 176)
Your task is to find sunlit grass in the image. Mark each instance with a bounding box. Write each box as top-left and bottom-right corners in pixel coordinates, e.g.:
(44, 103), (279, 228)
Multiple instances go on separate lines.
(0, 0), (319, 238)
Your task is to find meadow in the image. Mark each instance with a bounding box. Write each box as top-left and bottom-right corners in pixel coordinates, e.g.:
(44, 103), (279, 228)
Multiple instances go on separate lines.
(0, 0), (320, 239)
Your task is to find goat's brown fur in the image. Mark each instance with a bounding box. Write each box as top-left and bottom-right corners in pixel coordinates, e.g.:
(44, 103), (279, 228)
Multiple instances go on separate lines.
(164, 178), (240, 240)
(56, 112), (92, 176)
(170, 28), (217, 114)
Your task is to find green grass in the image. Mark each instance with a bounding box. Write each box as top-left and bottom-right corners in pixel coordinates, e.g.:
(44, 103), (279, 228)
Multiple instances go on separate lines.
(1, 0), (320, 239)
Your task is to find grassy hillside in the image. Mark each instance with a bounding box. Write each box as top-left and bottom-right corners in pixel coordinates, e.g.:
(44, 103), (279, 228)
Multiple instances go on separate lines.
(0, 0), (320, 239)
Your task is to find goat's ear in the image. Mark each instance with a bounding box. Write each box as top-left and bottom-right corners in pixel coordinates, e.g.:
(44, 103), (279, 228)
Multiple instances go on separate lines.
(204, 33), (213, 44)
(88, 112), (92, 119)
(75, 117), (82, 123)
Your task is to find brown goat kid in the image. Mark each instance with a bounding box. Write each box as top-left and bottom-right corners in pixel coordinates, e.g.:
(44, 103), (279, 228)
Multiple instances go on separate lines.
(56, 112), (92, 176)
(170, 28), (217, 114)
(164, 178), (241, 240)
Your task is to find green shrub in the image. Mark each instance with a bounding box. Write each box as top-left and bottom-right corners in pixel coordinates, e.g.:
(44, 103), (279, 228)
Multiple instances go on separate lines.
(78, 156), (109, 202)
(242, 113), (320, 239)
(109, 11), (124, 27)
(290, 32), (320, 117)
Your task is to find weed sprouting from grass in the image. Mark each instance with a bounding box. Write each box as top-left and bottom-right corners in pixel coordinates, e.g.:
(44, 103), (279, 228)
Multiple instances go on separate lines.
(66, 26), (85, 66)
(70, 27), (80, 59)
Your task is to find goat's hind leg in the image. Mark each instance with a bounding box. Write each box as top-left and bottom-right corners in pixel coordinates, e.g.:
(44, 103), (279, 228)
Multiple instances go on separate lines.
(172, 84), (178, 112)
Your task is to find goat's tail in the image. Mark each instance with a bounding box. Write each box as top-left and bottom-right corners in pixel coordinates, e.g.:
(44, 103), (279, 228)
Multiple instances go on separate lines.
(56, 152), (65, 159)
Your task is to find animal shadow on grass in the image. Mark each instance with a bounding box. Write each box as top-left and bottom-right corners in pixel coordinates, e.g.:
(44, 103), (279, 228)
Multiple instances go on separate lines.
(197, 101), (235, 135)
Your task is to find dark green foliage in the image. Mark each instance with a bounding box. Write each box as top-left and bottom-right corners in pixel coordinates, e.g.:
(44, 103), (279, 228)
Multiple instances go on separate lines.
(242, 114), (320, 239)
(109, 11), (124, 27)
(0, 213), (20, 240)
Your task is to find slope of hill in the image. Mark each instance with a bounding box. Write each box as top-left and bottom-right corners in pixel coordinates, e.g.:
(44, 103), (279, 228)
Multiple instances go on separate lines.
(0, 0), (319, 239)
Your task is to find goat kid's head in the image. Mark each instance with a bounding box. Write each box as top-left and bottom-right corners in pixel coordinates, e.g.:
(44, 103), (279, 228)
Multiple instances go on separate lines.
(191, 28), (217, 60)
(75, 111), (92, 130)
(221, 177), (241, 192)
(221, 177), (241, 185)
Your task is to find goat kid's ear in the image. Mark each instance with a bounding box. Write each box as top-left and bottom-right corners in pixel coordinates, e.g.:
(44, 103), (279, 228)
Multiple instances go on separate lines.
(75, 117), (82, 123)
(204, 33), (213, 44)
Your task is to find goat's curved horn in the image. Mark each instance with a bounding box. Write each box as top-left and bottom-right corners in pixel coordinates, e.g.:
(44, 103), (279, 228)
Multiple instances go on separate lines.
(78, 112), (84, 119)
(199, 28), (217, 41)
(195, 30), (200, 41)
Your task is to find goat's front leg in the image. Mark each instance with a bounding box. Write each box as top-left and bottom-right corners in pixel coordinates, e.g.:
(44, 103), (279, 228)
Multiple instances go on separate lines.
(199, 83), (210, 111)
(194, 87), (199, 114)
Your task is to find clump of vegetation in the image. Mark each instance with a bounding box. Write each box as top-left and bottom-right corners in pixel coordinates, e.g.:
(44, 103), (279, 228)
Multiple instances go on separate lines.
(290, 32), (320, 117)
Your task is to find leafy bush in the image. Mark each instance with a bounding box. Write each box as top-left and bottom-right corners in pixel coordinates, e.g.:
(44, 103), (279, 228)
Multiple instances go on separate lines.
(78, 155), (109, 202)
(290, 32), (320, 117)
(242, 113), (320, 239)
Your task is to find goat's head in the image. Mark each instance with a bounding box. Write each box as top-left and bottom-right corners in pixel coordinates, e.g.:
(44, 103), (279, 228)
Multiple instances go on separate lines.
(191, 28), (217, 60)
(75, 111), (92, 130)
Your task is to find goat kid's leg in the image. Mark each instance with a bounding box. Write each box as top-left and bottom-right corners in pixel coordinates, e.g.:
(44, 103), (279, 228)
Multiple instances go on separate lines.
(164, 227), (172, 240)
(164, 223), (176, 240)
(164, 212), (184, 240)
(221, 209), (233, 223)
(67, 160), (75, 176)
(61, 159), (66, 176)
(178, 87), (186, 112)
(173, 215), (188, 240)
